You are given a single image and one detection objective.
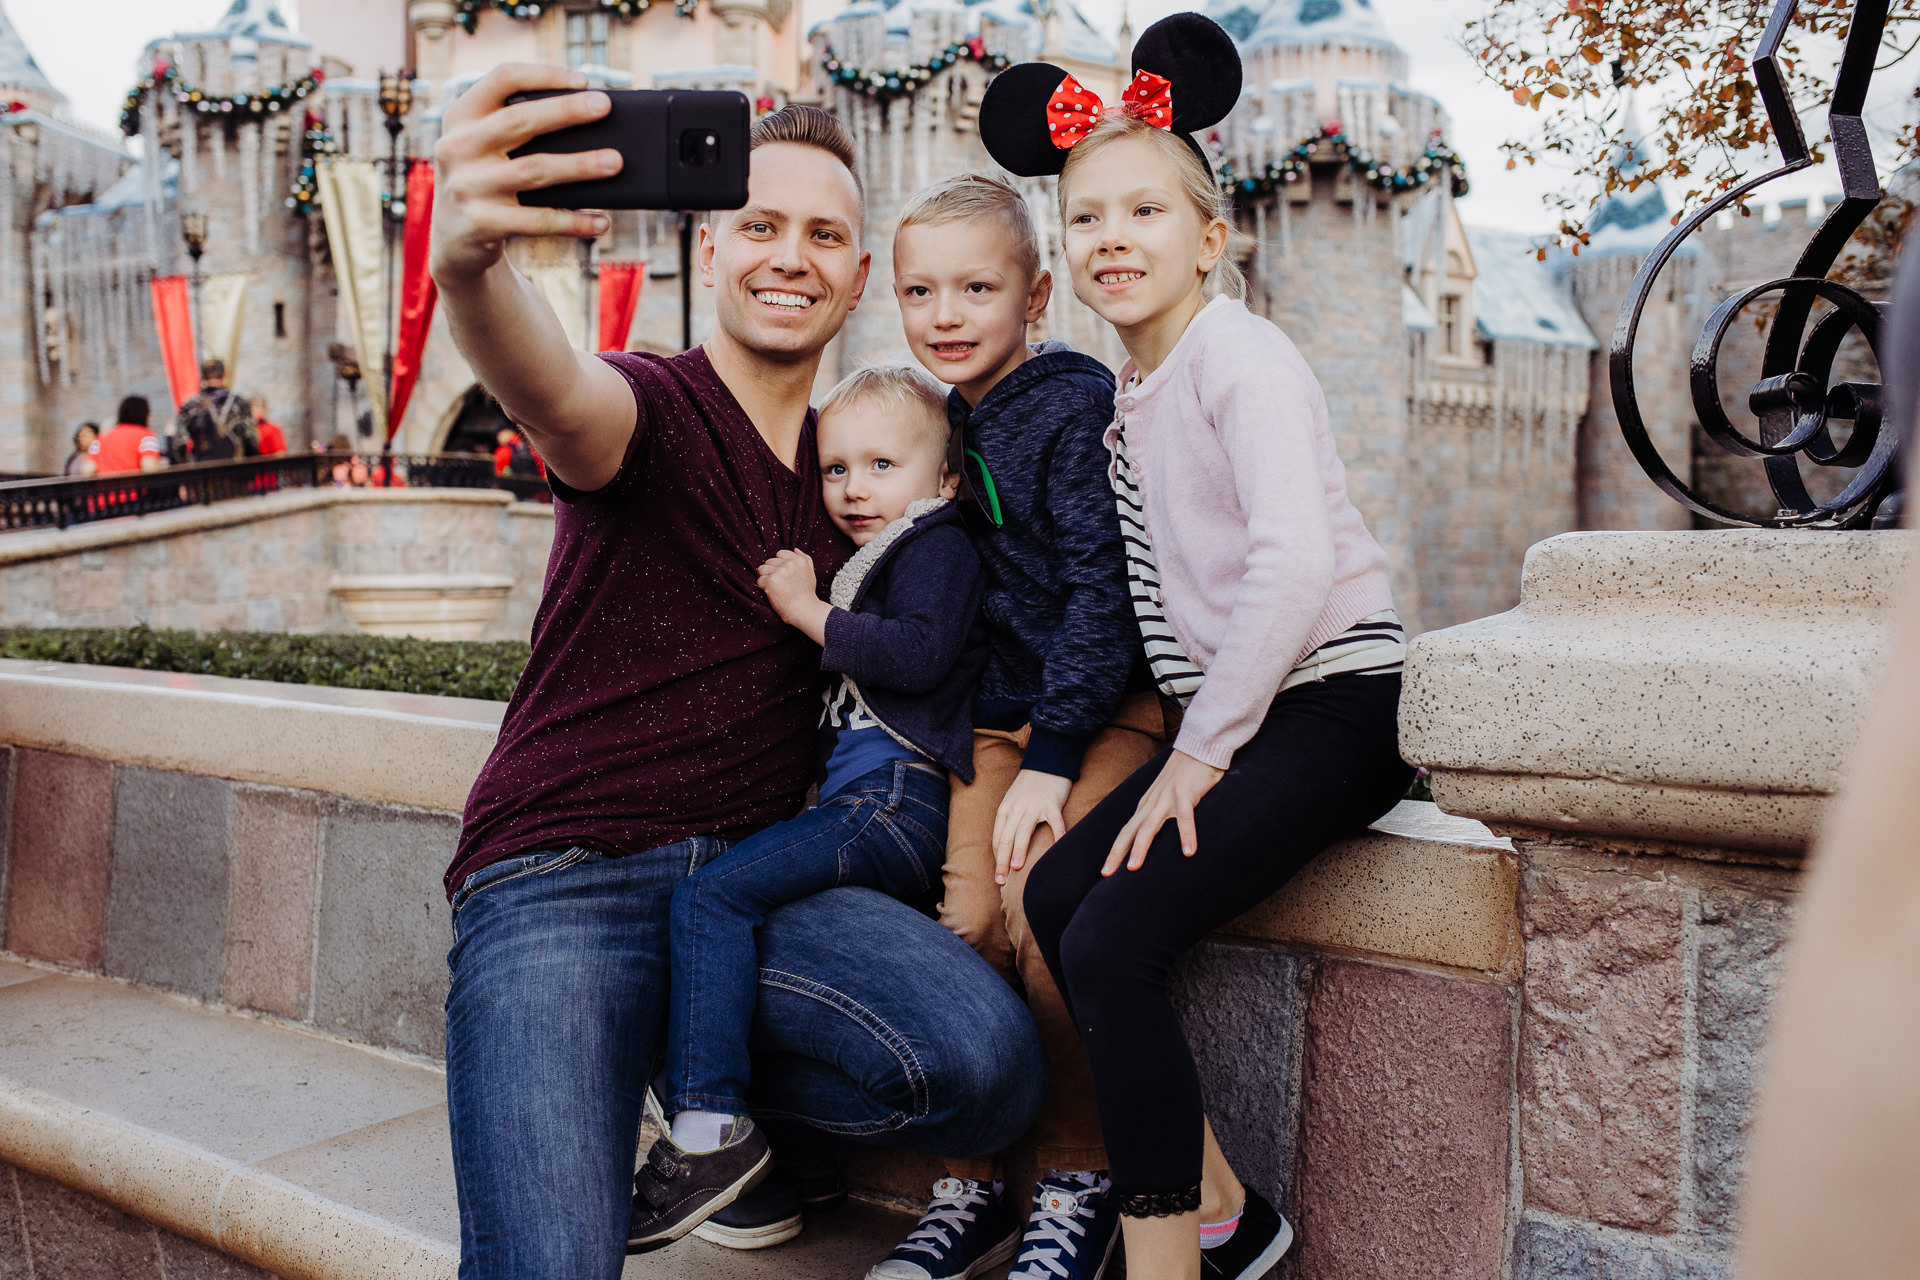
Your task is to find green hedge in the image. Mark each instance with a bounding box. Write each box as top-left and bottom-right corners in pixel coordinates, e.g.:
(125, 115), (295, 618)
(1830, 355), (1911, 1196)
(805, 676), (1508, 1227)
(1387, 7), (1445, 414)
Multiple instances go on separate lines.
(0, 625), (528, 702)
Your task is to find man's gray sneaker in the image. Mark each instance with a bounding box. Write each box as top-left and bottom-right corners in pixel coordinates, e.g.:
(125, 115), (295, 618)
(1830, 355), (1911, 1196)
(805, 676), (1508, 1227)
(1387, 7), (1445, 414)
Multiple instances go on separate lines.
(626, 1117), (771, 1254)
(867, 1177), (1018, 1280)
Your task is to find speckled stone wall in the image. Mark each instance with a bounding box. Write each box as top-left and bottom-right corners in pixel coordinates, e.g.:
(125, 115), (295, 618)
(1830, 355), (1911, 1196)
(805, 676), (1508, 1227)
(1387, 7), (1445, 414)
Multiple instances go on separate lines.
(1514, 842), (1795, 1279)
(0, 747), (458, 1060)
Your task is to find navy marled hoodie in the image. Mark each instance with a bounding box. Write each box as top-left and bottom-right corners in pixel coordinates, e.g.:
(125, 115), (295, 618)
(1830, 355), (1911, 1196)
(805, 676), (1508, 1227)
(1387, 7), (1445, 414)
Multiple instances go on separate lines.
(949, 341), (1140, 778)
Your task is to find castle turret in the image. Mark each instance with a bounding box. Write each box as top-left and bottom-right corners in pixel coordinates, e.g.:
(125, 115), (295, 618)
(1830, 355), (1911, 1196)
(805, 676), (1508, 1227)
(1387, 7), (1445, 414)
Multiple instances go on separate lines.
(1567, 113), (1697, 533)
(0, 0), (64, 115)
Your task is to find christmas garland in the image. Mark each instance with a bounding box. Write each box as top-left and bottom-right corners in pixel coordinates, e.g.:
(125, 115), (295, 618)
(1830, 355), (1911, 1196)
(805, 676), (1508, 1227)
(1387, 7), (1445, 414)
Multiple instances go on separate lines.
(286, 112), (338, 217)
(1218, 122), (1468, 200)
(454, 0), (696, 31)
(0, 101), (27, 119)
(120, 61), (324, 137)
(819, 37), (1010, 104)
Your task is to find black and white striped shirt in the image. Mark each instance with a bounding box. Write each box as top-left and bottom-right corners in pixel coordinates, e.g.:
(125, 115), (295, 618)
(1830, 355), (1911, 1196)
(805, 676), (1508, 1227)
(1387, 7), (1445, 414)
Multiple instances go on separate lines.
(1111, 424), (1404, 710)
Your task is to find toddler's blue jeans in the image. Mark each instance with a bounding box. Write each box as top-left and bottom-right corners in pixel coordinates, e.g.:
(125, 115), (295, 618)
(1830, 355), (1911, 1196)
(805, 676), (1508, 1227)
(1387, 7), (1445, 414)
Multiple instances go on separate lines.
(664, 760), (950, 1116)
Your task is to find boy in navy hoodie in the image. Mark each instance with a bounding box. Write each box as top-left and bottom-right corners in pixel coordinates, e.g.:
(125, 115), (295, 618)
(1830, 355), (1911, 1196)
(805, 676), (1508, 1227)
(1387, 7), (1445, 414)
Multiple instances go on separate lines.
(628, 365), (987, 1254)
(866, 173), (1162, 1280)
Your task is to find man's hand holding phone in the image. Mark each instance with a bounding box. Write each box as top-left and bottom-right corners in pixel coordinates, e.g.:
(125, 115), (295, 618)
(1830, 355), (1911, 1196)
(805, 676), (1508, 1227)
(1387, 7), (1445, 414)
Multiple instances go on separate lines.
(429, 65), (616, 287)
(429, 64), (635, 494)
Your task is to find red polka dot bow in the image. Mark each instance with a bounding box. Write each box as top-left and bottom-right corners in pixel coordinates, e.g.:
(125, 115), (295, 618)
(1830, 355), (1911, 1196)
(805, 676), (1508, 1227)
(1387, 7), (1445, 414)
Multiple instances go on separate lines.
(1045, 69), (1174, 150)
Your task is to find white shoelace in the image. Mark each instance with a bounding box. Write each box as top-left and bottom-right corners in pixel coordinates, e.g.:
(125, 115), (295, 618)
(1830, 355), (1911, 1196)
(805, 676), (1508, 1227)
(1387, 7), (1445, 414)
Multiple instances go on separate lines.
(896, 1178), (989, 1259)
(1011, 1177), (1109, 1279)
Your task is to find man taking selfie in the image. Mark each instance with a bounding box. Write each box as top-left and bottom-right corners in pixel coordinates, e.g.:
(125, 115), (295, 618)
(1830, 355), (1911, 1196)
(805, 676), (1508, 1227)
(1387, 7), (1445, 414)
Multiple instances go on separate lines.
(430, 66), (1045, 1280)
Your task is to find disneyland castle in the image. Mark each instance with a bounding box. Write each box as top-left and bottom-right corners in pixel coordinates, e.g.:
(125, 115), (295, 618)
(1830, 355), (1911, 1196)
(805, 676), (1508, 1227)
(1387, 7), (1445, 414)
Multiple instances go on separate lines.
(0, 0), (1844, 631)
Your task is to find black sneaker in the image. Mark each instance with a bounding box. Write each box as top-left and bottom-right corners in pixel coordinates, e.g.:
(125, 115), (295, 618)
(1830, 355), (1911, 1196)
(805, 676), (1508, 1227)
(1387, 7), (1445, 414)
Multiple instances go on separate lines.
(866, 1177), (1018, 1280)
(692, 1167), (805, 1250)
(786, 1158), (850, 1211)
(626, 1118), (773, 1254)
(1199, 1187), (1294, 1280)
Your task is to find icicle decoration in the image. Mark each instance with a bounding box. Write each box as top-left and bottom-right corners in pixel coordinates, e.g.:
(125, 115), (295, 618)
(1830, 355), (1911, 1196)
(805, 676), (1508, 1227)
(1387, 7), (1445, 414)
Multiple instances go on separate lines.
(240, 122), (261, 253)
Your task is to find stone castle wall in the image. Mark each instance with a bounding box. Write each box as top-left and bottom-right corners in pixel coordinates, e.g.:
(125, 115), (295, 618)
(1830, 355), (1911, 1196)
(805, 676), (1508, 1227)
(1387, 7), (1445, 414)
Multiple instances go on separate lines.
(1247, 177), (1422, 629)
(0, 489), (554, 639)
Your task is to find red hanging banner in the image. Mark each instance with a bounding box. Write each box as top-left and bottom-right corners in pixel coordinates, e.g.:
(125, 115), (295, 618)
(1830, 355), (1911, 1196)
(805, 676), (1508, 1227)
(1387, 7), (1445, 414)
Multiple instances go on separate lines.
(149, 275), (197, 410)
(388, 158), (439, 438)
(597, 260), (645, 353)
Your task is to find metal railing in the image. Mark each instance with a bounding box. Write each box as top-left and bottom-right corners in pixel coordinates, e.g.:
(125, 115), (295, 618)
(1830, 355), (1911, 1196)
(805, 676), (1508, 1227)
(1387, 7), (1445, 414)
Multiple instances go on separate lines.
(0, 452), (550, 534)
(1610, 0), (1896, 527)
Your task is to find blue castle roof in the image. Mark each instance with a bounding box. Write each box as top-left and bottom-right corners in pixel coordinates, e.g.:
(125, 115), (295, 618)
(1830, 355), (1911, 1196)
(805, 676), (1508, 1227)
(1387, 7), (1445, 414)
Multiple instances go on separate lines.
(1207, 0), (1402, 52)
(0, 0), (61, 102)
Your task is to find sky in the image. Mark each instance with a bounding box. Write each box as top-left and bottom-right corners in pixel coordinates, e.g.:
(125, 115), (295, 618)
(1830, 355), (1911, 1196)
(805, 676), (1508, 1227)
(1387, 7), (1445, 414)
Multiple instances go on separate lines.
(13, 0), (1897, 235)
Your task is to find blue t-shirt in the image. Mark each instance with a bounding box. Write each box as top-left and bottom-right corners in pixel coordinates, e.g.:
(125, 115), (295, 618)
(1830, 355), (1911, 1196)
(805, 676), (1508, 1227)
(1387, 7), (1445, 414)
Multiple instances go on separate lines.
(819, 675), (923, 800)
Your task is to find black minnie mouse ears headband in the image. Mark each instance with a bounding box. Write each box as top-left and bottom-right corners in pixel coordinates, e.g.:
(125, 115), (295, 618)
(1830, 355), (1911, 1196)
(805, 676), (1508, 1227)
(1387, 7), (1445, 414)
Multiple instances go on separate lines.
(978, 12), (1242, 178)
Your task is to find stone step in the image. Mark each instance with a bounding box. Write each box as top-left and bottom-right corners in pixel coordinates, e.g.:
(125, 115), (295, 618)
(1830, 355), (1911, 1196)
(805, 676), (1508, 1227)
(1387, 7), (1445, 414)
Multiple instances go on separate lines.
(0, 957), (923, 1280)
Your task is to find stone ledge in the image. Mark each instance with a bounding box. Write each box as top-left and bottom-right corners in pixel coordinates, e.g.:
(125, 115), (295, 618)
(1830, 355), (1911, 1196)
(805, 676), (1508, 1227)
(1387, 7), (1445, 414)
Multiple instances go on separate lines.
(0, 958), (914, 1280)
(1225, 800), (1520, 976)
(0, 488), (519, 569)
(1402, 529), (1905, 855)
(0, 661), (500, 812)
(0, 664), (1517, 978)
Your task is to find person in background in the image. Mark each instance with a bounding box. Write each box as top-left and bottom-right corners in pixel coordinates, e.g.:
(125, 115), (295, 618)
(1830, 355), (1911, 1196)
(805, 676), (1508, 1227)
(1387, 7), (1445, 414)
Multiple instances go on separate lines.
(250, 394), (288, 457)
(64, 422), (98, 475)
(174, 359), (258, 461)
(493, 425), (546, 480)
(83, 397), (165, 476)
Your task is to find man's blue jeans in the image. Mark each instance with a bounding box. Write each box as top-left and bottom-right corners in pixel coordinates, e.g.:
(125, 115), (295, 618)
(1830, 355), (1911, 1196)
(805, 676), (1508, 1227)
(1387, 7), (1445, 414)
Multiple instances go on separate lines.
(445, 834), (1046, 1280)
(665, 761), (949, 1118)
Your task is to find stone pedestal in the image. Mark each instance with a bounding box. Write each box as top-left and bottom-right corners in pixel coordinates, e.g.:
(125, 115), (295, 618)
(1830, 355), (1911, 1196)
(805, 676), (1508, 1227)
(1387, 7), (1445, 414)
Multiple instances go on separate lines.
(1401, 527), (1906, 1278)
(329, 572), (513, 640)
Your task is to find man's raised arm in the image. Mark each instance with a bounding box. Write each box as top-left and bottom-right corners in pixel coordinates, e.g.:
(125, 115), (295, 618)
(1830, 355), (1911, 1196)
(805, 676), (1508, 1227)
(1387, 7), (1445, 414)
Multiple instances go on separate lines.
(430, 65), (638, 493)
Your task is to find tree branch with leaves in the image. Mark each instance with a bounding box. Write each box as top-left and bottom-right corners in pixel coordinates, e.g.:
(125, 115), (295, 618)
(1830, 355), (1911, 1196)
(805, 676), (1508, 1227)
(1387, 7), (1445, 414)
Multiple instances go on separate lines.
(1464, 0), (1919, 268)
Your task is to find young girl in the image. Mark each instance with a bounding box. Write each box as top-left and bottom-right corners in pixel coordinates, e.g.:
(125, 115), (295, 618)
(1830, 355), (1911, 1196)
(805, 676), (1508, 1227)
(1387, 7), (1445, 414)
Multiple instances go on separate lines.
(980, 15), (1415, 1279)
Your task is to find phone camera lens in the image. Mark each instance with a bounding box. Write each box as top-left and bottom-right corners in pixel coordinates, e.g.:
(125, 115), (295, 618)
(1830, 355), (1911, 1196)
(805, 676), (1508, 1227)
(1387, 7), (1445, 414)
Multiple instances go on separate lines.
(679, 129), (723, 168)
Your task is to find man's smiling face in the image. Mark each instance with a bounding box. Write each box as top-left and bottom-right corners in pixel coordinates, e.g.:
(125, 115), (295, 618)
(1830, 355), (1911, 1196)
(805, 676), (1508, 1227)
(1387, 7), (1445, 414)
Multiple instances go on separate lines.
(701, 142), (870, 364)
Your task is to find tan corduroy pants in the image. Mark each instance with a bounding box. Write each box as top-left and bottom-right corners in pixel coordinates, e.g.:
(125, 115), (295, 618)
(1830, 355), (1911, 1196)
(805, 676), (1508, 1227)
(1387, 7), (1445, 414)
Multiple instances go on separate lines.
(938, 691), (1169, 1175)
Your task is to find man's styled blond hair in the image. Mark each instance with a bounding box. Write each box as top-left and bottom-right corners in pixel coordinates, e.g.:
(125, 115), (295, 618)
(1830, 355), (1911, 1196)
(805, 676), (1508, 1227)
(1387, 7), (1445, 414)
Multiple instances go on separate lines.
(894, 171), (1043, 284)
(817, 364), (952, 455)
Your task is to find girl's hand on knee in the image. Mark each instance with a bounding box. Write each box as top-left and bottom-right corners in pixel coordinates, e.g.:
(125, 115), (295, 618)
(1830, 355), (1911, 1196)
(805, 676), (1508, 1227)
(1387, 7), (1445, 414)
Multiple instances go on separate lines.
(1104, 751), (1224, 876)
(992, 769), (1072, 885)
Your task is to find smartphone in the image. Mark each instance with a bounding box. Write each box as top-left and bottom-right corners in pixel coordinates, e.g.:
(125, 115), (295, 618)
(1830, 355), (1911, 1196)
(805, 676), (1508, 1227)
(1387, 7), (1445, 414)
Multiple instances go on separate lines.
(508, 88), (750, 211)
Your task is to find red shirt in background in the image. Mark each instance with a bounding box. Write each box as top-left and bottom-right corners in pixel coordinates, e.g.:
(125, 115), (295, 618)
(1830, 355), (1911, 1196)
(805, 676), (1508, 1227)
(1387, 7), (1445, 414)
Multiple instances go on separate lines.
(89, 423), (162, 475)
(254, 418), (287, 456)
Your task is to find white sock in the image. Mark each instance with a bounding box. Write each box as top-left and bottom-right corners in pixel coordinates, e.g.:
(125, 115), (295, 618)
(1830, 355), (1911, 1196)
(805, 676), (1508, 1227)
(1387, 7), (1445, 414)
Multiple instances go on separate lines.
(669, 1109), (737, 1153)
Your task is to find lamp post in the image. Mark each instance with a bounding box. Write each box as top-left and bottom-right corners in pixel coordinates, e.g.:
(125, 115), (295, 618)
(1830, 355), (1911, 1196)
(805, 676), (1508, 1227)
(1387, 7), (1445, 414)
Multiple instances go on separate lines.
(377, 70), (414, 487)
(179, 210), (209, 466)
(180, 210), (208, 361)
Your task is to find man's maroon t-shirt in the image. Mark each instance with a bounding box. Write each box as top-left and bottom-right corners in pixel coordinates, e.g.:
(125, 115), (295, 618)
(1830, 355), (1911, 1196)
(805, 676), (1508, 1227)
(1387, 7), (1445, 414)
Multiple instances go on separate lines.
(445, 347), (852, 899)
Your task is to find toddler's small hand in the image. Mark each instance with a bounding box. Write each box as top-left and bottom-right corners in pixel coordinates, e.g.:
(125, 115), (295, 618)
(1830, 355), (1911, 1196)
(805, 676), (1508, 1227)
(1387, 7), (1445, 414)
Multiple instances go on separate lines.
(757, 549), (819, 625)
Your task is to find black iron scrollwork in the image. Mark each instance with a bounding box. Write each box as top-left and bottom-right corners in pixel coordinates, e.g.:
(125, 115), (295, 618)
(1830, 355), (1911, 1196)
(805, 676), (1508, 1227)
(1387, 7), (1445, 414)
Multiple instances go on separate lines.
(1610, 0), (1895, 527)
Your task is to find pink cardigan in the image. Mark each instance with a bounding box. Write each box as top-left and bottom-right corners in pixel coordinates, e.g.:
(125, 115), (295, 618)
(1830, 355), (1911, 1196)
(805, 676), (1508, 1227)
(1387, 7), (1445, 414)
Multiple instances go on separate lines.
(1107, 296), (1396, 768)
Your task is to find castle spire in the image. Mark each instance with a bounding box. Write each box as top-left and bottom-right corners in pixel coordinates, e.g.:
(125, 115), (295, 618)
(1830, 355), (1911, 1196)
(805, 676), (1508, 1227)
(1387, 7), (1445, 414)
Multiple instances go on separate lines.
(0, 0), (64, 106)
(215, 0), (296, 38)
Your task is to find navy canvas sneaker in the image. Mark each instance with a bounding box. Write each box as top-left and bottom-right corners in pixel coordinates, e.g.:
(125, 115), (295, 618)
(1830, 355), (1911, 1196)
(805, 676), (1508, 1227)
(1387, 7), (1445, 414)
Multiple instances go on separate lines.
(1009, 1173), (1120, 1280)
(1199, 1187), (1294, 1280)
(692, 1168), (804, 1250)
(866, 1177), (1018, 1280)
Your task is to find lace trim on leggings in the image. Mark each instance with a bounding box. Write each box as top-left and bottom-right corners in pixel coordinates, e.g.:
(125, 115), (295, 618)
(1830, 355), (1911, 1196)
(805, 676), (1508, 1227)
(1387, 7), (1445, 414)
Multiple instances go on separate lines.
(1115, 1183), (1202, 1218)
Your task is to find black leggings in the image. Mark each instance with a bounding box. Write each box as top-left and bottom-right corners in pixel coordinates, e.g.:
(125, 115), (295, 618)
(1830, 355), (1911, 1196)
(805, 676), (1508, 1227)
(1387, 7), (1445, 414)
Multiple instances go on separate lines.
(1023, 674), (1412, 1215)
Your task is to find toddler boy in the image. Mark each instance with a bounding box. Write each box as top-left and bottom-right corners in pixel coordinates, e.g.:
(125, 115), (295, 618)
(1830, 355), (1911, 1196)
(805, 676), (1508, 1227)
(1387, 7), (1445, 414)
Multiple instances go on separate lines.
(626, 365), (987, 1254)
